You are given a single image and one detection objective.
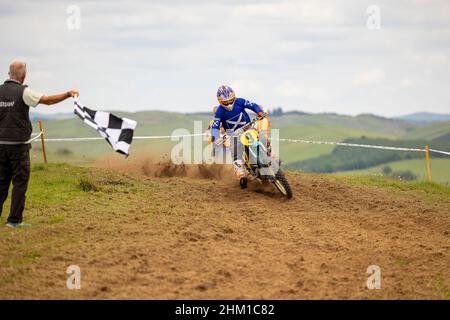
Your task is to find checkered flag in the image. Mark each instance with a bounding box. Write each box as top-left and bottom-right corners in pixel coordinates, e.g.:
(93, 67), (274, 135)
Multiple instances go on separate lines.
(73, 98), (137, 156)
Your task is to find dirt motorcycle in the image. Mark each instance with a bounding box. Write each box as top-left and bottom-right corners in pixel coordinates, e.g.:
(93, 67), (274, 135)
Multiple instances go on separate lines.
(215, 114), (293, 199)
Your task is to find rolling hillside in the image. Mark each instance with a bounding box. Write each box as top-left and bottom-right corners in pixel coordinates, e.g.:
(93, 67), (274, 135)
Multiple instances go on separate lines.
(395, 112), (450, 124)
(403, 120), (450, 140)
(31, 110), (421, 158)
(29, 109), (450, 183)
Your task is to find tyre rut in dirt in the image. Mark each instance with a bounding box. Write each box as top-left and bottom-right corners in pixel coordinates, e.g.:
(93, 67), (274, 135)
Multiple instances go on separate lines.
(274, 170), (293, 199)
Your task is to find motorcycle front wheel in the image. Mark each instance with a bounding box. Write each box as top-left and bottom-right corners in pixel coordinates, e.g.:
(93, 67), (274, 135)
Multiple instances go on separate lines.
(273, 170), (293, 199)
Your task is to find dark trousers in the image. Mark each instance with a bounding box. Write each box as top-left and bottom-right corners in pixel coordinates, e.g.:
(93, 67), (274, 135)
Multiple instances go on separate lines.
(0, 144), (31, 224)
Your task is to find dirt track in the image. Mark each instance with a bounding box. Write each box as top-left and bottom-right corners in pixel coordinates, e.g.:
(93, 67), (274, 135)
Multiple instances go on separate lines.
(0, 162), (449, 299)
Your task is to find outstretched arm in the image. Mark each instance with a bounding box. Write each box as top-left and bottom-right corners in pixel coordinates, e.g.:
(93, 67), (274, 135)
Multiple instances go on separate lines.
(241, 98), (264, 115)
(39, 89), (79, 105)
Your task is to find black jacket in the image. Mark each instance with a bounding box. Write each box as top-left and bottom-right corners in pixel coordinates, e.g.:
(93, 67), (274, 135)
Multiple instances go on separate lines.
(0, 80), (32, 142)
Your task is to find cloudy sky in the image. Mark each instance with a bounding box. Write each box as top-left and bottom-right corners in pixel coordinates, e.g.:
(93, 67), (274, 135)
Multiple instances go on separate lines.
(1, 0), (449, 116)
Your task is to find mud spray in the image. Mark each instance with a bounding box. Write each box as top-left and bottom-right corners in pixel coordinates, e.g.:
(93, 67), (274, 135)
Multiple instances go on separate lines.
(94, 152), (235, 181)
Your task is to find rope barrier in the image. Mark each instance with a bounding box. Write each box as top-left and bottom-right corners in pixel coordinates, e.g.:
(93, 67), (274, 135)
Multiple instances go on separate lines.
(39, 133), (206, 142)
(0, 132), (43, 145)
(279, 138), (450, 156)
(29, 131), (450, 156)
(29, 131), (43, 143)
(279, 138), (425, 152)
(428, 148), (450, 156)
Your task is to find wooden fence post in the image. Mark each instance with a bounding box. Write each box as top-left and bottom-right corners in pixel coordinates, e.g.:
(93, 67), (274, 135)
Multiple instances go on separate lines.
(425, 144), (432, 182)
(38, 120), (48, 164)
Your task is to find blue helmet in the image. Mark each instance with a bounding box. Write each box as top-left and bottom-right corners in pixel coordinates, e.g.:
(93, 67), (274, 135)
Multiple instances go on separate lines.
(217, 85), (236, 111)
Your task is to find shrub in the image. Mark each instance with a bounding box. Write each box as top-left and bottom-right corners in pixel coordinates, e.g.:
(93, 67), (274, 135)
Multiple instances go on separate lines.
(391, 170), (417, 181)
(382, 166), (392, 176)
(78, 177), (99, 192)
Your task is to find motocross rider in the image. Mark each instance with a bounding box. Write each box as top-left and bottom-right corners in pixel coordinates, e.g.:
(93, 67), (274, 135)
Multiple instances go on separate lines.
(210, 85), (270, 188)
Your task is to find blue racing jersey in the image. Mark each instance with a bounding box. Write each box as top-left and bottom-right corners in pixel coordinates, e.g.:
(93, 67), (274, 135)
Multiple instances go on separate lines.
(210, 98), (263, 141)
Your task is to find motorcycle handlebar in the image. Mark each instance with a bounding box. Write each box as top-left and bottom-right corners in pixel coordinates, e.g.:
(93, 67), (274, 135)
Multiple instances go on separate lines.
(214, 113), (267, 146)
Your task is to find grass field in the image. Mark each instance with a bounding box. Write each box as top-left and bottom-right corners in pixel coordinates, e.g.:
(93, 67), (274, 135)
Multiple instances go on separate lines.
(29, 111), (450, 185)
(338, 158), (450, 185)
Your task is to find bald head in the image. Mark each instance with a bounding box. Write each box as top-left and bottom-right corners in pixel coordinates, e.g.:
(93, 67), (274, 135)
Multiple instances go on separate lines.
(8, 60), (27, 83)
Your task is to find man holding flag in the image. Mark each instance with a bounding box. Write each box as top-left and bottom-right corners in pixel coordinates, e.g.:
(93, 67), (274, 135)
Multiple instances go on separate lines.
(0, 60), (78, 228)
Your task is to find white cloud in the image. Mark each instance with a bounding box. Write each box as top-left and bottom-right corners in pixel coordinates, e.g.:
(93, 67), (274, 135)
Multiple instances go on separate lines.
(230, 79), (264, 98)
(353, 69), (385, 85)
(231, 1), (341, 25)
(275, 81), (306, 98)
(401, 78), (415, 87)
(0, 0), (449, 116)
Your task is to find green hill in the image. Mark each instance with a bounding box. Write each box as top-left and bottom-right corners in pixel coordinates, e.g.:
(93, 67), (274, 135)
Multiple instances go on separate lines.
(271, 113), (417, 136)
(288, 137), (425, 172)
(278, 125), (394, 163)
(29, 110), (450, 183)
(338, 158), (450, 185)
(402, 120), (450, 140)
(395, 112), (450, 124)
(31, 111), (399, 164)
